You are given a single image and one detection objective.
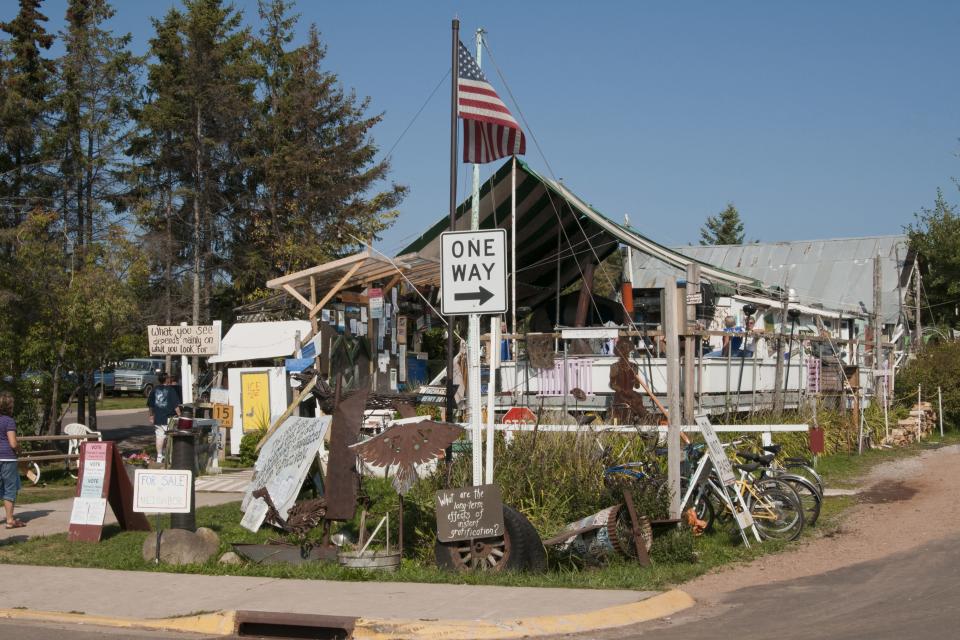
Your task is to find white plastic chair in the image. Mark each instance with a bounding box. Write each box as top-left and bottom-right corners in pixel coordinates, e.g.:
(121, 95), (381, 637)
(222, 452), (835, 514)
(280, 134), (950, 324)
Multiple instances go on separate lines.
(64, 423), (102, 478)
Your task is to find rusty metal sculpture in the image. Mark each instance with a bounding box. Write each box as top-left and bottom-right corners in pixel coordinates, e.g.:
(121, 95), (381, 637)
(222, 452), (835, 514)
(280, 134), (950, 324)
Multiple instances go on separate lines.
(608, 336), (650, 424)
(350, 419), (464, 495)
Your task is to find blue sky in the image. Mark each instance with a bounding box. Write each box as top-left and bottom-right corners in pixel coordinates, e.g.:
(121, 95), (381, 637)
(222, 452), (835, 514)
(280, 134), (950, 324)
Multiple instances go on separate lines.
(30, 0), (960, 253)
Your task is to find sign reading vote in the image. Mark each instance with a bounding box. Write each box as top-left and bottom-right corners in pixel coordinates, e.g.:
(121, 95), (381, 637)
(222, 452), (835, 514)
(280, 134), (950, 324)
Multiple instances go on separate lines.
(133, 469), (193, 514)
(435, 484), (505, 542)
(440, 229), (507, 315)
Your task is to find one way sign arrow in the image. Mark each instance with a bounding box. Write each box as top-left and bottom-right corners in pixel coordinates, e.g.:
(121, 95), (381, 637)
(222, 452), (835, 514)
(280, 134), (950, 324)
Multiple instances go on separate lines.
(454, 286), (494, 305)
(440, 229), (508, 315)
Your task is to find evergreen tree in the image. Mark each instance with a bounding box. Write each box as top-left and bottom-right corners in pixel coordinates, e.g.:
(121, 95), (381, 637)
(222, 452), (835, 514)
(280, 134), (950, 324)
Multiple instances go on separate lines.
(0, 0), (56, 227)
(699, 203), (745, 245)
(132, 0), (257, 328)
(232, 0), (405, 299)
(50, 0), (141, 248)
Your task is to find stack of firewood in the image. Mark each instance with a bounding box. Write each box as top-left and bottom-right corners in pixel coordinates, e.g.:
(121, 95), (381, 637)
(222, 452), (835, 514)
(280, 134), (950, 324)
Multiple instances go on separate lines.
(884, 402), (937, 446)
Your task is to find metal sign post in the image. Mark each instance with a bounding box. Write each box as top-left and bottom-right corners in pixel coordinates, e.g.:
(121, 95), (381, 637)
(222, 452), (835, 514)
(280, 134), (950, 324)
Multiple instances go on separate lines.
(440, 229), (508, 487)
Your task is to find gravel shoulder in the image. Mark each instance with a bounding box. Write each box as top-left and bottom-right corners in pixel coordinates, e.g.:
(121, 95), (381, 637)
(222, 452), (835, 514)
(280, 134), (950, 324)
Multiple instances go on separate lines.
(682, 442), (960, 601)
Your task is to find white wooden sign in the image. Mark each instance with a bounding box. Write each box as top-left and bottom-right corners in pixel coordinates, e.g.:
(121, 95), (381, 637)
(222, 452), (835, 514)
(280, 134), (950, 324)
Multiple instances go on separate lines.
(695, 416), (736, 487)
(240, 416), (331, 532)
(440, 229), (508, 315)
(148, 324), (221, 356)
(133, 469), (193, 514)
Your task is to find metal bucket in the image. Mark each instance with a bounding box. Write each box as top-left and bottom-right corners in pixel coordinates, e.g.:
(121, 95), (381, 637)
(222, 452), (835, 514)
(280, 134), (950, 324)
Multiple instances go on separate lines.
(338, 550), (402, 572)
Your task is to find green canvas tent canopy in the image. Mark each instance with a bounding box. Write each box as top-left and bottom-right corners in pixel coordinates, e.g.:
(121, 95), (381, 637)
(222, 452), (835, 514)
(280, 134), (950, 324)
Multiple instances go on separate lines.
(399, 158), (758, 310)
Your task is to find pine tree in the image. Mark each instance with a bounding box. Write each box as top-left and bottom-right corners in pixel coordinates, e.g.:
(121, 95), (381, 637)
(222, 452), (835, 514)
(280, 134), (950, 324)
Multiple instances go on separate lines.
(132, 0), (257, 330)
(51, 0), (141, 248)
(0, 0), (56, 227)
(232, 0), (405, 299)
(699, 203), (745, 245)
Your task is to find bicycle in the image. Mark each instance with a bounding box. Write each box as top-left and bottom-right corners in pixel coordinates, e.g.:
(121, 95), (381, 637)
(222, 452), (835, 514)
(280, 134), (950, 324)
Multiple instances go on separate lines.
(683, 441), (805, 543)
(759, 443), (825, 497)
(735, 449), (822, 526)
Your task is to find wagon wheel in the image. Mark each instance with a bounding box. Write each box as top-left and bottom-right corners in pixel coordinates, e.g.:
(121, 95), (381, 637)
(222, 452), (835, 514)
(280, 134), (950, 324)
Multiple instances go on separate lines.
(438, 529), (513, 571)
(435, 505), (544, 572)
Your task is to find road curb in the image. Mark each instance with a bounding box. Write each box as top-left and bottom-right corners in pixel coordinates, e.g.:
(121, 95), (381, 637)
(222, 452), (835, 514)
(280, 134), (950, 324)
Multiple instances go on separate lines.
(0, 589), (694, 638)
(353, 589), (695, 639)
(0, 608), (236, 635)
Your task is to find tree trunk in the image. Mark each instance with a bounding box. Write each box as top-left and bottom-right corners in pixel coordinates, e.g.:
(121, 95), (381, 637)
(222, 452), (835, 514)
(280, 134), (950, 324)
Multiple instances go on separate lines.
(164, 182), (173, 374)
(192, 104), (203, 398)
(88, 371), (98, 430)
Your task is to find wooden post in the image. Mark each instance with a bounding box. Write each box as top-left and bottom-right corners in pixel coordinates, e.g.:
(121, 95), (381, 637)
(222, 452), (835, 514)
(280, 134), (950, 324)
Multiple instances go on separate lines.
(914, 260), (922, 353)
(663, 281), (682, 519)
(773, 297), (788, 414)
(683, 264), (700, 424)
(574, 260), (595, 327)
(872, 252), (882, 396)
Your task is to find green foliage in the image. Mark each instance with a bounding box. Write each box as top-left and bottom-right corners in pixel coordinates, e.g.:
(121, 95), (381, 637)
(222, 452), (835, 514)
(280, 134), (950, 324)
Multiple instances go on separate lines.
(700, 203), (745, 245)
(238, 428), (265, 467)
(907, 188), (960, 327)
(896, 340), (960, 428)
(650, 525), (696, 564)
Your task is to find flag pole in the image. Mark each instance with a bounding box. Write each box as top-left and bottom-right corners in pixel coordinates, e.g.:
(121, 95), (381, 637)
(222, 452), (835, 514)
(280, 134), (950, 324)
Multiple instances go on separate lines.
(445, 19), (460, 462)
(468, 28), (486, 487)
(511, 155), (517, 367)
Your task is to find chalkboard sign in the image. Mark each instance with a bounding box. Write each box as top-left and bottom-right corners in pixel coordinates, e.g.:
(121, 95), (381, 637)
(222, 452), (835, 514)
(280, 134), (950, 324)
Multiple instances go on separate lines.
(240, 415), (331, 532)
(435, 484), (505, 542)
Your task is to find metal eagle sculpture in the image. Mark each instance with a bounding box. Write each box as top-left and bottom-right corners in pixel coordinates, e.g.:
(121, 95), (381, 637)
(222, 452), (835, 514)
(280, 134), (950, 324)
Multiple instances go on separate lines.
(350, 419), (464, 494)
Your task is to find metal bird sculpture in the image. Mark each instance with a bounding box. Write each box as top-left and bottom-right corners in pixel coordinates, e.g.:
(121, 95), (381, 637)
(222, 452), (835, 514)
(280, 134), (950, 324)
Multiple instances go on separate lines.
(350, 419), (465, 494)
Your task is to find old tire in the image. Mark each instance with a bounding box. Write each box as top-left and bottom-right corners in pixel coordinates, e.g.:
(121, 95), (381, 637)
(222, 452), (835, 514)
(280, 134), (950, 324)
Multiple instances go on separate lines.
(435, 505), (545, 572)
(142, 383), (154, 398)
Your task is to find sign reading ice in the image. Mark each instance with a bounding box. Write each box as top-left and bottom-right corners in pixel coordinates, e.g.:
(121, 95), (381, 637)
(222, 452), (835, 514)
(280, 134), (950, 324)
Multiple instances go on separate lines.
(440, 229), (507, 315)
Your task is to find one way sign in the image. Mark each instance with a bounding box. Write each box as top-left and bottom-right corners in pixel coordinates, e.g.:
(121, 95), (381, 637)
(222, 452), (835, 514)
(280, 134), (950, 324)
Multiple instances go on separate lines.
(440, 229), (508, 315)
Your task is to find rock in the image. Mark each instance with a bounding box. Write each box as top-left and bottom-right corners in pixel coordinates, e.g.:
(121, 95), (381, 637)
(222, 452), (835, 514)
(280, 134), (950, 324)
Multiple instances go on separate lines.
(218, 551), (243, 565)
(142, 528), (218, 565)
(195, 526), (220, 556)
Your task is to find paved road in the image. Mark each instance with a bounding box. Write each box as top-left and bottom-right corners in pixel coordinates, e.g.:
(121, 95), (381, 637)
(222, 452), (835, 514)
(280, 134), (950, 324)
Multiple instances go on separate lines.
(0, 621), (203, 640)
(603, 534), (960, 639)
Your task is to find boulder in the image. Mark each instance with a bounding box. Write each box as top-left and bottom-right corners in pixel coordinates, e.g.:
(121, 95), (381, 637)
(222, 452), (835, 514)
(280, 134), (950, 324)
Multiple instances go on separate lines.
(218, 551), (243, 565)
(195, 527), (220, 556)
(142, 528), (219, 565)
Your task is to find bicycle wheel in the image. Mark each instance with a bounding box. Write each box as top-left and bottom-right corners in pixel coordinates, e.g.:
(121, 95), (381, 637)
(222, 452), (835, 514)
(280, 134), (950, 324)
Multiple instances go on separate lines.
(691, 488), (716, 533)
(785, 462), (824, 497)
(19, 462), (41, 485)
(750, 478), (804, 542)
(778, 474), (821, 526)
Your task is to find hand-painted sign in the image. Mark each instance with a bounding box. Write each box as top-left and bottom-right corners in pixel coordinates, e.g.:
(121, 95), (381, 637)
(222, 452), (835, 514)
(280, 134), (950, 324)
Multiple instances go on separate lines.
(435, 484), (505, 542)
(148, 324), (221, 356)
(133, 469), (193, 514)
(440, 229), (508, 315)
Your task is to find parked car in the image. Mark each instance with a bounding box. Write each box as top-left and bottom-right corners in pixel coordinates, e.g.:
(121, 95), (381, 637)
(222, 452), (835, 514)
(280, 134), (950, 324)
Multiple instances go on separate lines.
(93, 367), (114, 399)
(113, 358), (179, 397)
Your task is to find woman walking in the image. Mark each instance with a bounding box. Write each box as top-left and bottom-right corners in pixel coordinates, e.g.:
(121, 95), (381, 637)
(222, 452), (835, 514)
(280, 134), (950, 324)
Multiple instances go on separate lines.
(0, 392), (24, 529)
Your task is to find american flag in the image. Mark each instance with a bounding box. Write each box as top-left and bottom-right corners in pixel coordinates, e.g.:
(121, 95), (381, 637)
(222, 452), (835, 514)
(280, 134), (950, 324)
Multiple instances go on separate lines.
(457, 41), (526, 164)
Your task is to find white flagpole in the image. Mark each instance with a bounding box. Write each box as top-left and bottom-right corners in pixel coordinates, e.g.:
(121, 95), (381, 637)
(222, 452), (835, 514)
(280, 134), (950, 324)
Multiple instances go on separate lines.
(468, 28), (485, 487)
(486, 317), (499, 484)
(511, 155), (517, 358)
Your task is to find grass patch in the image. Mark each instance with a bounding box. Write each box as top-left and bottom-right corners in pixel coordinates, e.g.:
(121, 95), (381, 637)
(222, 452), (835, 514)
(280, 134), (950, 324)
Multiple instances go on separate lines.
(17, 486), (76, 505)
(0, 431), (950, 590)
(0, 499), (780, 590)
(62, 396), (146, 413)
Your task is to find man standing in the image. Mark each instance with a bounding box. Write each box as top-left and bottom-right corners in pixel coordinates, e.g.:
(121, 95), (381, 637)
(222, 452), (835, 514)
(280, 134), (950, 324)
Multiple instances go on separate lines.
(147, 373), (181, 464)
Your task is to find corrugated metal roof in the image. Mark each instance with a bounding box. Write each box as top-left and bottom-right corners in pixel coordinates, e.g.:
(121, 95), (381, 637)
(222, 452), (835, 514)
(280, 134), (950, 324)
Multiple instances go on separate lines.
(631, 236), (910, 324)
